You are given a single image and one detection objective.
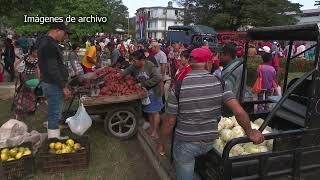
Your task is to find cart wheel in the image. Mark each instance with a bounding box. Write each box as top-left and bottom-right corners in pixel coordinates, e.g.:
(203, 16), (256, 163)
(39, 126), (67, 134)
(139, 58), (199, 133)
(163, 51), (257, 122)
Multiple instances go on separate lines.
(104, 110), (138, 140)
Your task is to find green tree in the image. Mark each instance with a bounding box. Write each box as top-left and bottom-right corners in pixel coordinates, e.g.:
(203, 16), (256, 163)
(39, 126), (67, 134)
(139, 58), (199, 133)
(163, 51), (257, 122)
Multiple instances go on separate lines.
(176, 0), (301, 30)
(316, 1), (320, 6)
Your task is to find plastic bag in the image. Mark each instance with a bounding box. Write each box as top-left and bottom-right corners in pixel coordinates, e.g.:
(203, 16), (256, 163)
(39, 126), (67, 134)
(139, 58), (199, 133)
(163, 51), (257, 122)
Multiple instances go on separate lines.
(66, 104), (92, 136)
(141, 96), (151, 105)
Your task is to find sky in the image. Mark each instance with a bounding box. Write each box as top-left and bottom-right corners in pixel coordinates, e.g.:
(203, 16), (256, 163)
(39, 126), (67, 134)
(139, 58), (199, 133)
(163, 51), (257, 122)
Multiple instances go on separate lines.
(123, 0), (317, 17)
(292, 0), (317, 10)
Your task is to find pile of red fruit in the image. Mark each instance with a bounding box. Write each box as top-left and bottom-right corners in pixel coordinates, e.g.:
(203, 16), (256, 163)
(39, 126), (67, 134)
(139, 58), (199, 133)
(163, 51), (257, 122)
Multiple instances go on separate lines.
(97, 67), (145, 96)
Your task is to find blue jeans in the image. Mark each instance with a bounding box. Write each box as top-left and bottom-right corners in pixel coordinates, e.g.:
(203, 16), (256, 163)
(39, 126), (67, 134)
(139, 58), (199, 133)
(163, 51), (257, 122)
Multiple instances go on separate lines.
(41, 82), (64, 130)
(173, 140), (213, 180)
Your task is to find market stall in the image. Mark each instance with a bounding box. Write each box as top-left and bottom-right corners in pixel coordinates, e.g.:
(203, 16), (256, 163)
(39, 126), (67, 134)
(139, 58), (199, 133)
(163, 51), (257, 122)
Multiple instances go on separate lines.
(65, 67), (147, 140)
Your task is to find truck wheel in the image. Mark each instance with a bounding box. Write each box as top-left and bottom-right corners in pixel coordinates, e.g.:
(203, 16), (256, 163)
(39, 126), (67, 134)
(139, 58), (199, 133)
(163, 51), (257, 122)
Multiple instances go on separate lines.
(104, 110), (138, 140)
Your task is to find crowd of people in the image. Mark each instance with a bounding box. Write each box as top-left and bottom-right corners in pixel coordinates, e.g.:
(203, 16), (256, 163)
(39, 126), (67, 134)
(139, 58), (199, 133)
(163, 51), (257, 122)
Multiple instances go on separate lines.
(249, 40), (314, 60)
(1, 22), (314, 179)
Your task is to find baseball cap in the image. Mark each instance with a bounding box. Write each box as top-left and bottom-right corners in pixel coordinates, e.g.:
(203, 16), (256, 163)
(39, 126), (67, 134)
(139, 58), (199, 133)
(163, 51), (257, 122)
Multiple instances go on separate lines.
(148, 42), (159, 49)
(259, 46), (271, 53)
(190, 48), (212, 63)
(50, 22), (72, 34)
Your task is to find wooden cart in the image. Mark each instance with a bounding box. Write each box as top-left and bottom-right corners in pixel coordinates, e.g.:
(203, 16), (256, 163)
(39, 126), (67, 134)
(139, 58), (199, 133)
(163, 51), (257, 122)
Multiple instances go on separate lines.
(78, 92), (147, 140)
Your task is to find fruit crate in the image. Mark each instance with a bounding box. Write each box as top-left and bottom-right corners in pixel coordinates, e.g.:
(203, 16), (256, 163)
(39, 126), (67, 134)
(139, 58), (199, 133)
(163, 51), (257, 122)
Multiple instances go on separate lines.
(0, 142), (34, 180)
(38, 136), (90, 174)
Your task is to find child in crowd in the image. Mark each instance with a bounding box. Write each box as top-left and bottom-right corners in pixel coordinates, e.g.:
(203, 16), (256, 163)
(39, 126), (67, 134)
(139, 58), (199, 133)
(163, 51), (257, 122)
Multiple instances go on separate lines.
(257, 53), (277, 112)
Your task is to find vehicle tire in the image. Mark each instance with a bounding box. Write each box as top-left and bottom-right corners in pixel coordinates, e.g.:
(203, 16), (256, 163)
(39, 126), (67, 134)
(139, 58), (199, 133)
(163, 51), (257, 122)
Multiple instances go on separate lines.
(104, 109), (138, 140)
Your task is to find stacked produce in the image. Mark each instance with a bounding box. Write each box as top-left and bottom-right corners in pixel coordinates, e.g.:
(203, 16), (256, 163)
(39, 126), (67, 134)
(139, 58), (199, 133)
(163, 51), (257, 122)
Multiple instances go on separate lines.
(214, 116), (274, 156)
(98, 67), (145, 96)
(1, 146), (32, 162)
(48, 139), (84, 154)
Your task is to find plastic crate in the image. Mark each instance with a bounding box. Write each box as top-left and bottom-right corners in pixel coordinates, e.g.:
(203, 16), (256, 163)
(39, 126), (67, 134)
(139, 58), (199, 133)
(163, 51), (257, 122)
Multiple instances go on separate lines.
(38, 136), (90, 174)
(0, 142), (35, 180)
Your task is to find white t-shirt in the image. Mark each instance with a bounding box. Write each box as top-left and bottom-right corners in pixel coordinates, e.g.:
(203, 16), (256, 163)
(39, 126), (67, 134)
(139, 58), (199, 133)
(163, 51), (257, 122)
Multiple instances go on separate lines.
(104, 38), (110, 44)
(296, 45), (306, 58)
(154, 50), (167, 75)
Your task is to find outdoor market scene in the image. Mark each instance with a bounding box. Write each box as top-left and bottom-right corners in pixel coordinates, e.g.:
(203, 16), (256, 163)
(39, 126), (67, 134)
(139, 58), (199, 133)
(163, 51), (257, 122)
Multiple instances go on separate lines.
(1, 0), (320, 179)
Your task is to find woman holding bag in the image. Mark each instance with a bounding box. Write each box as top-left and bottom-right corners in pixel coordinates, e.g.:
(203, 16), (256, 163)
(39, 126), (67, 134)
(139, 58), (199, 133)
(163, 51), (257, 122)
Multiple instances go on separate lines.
(253, 53), (276, 112)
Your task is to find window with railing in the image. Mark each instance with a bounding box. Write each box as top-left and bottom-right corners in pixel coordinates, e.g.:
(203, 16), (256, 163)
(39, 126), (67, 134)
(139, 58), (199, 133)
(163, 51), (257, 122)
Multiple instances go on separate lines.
(147, 11), (151, 18)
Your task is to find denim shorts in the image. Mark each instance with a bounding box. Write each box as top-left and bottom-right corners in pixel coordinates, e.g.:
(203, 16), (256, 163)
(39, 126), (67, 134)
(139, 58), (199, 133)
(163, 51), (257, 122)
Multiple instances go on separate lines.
(142, 94), (163, 113)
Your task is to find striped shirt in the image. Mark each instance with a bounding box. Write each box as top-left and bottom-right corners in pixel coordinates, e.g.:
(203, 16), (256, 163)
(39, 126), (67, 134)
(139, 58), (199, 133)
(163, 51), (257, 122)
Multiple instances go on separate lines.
(166, 70), (235, 142)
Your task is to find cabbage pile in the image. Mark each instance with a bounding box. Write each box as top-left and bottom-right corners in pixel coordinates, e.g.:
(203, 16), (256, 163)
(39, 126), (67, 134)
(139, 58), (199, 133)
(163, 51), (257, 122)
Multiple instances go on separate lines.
(213, 116), (274, 157)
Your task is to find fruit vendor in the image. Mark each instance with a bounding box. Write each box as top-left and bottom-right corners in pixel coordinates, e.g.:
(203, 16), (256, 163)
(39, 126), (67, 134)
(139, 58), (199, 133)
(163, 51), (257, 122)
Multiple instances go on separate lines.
(81, 42), (103, 73)
(157, 48), (264, 180)
(122, 49), (163, 139)
(37, 23), (72, 139)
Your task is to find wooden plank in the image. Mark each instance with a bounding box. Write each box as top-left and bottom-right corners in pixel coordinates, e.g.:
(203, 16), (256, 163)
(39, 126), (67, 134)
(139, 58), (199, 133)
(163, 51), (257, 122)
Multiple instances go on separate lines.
(82, 92), (147, 106)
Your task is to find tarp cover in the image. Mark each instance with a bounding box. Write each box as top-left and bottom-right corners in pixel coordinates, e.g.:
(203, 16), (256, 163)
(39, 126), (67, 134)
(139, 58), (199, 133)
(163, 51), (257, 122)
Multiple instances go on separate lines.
(247, 24), (320, 41)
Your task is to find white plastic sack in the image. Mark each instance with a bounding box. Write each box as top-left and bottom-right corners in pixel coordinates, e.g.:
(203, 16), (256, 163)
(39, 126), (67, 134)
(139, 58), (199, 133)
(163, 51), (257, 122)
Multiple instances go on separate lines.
(0, 119), (28, 141)
(66, 104), (92, 136)
(0, 119), (45, 153)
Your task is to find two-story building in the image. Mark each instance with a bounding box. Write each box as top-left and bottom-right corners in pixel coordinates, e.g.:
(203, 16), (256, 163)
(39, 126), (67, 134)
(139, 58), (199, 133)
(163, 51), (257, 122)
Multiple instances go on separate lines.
(286, 8), (320, 25)
(135, 1), (184, 40)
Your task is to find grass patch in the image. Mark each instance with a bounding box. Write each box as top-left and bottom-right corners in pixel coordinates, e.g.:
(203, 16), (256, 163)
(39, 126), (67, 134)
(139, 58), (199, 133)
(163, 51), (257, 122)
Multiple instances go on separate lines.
(0, 99), (158, 180)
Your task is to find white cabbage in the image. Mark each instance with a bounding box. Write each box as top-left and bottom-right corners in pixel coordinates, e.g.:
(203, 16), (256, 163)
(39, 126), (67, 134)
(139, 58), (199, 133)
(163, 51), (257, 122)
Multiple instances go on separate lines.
(230, 116), (239, 127)
(250, 123), (260, 130)
(254, 118), (264, 126)
(265, 126), (272, 132)
(230, 144), (245, 156)
(219, 117), (234, 130)
(266, 140), (274, 151)
(243, 143), (260, 154)
(218, 123), (223, 132)
(259, 140), (266, 146)
(262, 129), (271, 134)
(231, 126), (245, 138)
(213, 138), (225, 152)
(258, 146), (268, 152)
(241, 151), (250, 155)
(220, 129), (234, 142)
